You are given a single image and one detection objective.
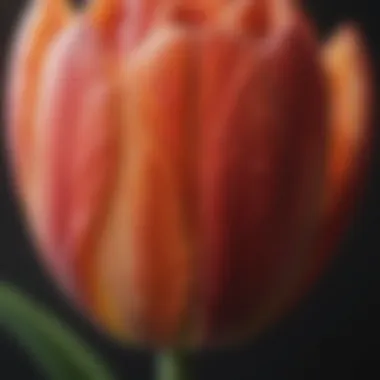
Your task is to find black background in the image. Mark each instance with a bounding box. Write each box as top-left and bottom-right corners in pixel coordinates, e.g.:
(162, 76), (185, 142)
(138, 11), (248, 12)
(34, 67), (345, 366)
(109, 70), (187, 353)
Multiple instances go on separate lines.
(0, 1), (379, 379)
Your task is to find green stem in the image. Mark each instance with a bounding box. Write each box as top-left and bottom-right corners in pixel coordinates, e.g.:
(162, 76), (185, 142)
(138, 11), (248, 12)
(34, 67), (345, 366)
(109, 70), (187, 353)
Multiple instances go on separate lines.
(156, 350), (190, 380)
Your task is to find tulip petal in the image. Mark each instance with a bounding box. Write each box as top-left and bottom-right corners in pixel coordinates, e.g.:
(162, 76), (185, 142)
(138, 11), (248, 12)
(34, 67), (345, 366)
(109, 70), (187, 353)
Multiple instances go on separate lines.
(87, 26), (197, 345)
(5, 0), (70, 206)
(310, 24), (373, 283)
(198, 14), (326, 345)
(31, 21), (121, 315)
(248, 23), (374, 339)
(123, 27), (195, 345)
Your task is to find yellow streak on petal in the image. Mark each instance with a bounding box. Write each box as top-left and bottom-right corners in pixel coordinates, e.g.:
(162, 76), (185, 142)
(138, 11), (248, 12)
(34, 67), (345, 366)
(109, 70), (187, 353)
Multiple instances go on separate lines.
(90, 115), (133, 342)
(93, 256), (129, 339)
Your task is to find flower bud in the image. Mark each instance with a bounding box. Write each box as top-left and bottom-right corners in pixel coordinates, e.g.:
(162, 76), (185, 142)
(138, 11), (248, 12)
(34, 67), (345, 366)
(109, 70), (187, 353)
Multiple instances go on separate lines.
(5, 0), (373, 349)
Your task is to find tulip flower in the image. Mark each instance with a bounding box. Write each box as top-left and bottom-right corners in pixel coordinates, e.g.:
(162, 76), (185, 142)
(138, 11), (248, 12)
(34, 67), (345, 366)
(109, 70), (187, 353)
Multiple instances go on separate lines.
(5, 0), (373, 357)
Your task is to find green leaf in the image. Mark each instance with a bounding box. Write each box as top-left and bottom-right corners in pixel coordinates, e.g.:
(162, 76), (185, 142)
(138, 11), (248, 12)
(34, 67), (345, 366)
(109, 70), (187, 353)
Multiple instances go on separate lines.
(0, 283), (116, 380)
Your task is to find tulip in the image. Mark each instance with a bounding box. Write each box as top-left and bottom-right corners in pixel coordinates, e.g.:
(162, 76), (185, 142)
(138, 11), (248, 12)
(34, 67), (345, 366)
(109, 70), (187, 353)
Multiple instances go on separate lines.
(5, 0), (373, 351)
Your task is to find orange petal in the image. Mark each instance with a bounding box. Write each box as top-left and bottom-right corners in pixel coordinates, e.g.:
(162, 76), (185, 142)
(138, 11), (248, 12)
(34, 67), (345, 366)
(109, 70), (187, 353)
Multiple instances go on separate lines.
(260, 24), (374, 337)
(312, 23), (373, 282)
(5, 0), (71, 203)
(30, 20), (121, 312)
(123, 27), (195, 344)
(198, 12), (326, 345)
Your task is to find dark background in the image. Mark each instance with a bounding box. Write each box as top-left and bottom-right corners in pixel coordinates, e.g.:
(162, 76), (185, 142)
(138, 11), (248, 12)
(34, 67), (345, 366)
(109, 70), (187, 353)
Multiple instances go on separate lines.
(0, 1), (379, 379)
